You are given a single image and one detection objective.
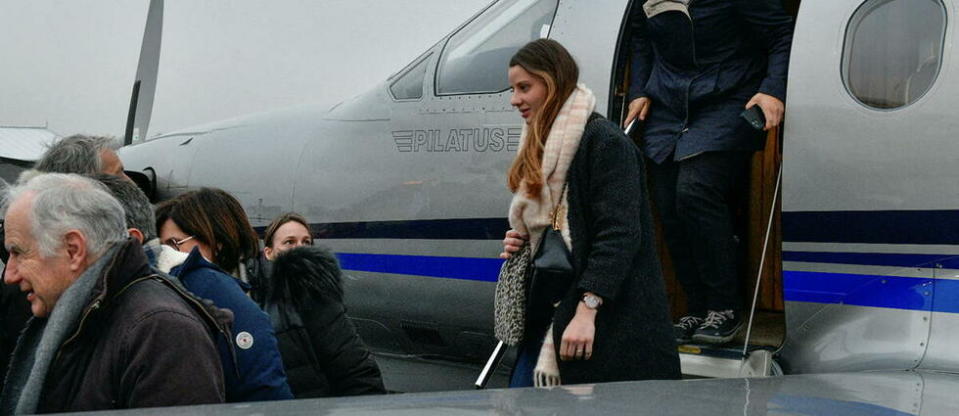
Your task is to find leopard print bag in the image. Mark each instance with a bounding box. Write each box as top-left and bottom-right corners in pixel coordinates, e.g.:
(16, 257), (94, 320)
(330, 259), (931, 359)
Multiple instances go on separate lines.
(494, 243), (532, 346)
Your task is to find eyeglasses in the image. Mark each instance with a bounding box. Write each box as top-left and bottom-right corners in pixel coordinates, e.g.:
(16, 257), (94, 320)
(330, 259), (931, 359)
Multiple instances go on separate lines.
(163, 235), (195, 251)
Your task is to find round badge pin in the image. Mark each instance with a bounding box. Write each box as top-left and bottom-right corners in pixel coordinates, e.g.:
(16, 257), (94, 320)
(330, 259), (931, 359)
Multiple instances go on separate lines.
(236, 331), (254, 350)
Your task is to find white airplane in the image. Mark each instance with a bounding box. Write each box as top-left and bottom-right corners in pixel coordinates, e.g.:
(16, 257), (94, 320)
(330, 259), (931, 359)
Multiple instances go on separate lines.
(109, 0), (959, 413)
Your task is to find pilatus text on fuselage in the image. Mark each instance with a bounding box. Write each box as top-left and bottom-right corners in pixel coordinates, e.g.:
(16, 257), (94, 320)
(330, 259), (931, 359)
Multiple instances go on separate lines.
(392, 127), (521, 153)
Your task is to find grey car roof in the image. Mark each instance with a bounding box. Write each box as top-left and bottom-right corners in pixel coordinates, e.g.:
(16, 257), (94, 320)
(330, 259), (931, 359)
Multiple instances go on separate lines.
(61, 370), (958, 416)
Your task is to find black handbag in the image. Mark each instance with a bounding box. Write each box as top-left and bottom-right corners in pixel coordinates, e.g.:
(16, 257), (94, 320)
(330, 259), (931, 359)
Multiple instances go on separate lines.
(534, 225), (573, 274)
(527, 184), (575, 330)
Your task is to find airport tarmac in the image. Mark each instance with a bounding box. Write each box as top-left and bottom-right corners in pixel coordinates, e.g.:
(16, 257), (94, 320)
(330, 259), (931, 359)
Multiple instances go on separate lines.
(375, 352), (510, 393)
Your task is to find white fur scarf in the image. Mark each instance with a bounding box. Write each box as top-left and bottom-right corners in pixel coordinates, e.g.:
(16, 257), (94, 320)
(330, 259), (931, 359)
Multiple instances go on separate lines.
(507, 84), (595, 388)
(508, 84), (596, 254)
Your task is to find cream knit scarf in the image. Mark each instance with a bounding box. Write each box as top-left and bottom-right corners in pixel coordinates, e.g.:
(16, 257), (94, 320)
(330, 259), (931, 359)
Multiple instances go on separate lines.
(508, 84), (595, 387)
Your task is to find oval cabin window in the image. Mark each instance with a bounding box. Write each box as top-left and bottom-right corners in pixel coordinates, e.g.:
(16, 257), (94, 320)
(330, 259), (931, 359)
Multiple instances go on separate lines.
(843, 0), (946, 109)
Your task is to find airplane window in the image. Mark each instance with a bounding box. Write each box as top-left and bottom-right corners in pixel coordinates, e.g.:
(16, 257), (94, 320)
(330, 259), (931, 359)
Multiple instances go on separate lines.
(843, 0), (945, 109)
(435, 0), (559, 95)
(390, 54), (432, 100)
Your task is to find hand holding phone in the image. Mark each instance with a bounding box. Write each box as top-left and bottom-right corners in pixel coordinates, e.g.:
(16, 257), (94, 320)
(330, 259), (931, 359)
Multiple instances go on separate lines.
(740, 105), (766, 131)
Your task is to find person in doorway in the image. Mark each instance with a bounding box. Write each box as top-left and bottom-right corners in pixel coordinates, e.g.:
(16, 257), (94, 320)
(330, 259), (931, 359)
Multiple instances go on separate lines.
(500, 39), (679, 387)
(622, 0), (794, 344)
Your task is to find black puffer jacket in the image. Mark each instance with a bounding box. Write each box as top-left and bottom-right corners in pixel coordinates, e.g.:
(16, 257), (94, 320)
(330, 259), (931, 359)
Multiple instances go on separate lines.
(262, 246), (385, 398)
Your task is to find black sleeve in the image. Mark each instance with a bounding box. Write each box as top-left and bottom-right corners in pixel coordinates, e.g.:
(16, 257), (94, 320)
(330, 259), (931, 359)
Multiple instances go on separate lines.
(576, 124), (646, 303)
(734, 0), (795, 101)
(0, 283), (31, 392)
(628, 7), (654, 101)
(302, 302), (386, 397)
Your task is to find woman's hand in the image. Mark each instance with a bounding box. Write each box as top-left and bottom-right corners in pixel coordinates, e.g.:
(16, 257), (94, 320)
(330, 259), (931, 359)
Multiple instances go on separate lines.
(560, 301), (598, 361)
(623, 97), (651, 128)
(745, 93), (785, 131)
(499, 229), (528, 259)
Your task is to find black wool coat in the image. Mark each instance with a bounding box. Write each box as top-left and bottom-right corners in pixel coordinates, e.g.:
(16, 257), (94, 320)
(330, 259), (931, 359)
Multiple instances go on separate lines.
(546, 114), (681, 383)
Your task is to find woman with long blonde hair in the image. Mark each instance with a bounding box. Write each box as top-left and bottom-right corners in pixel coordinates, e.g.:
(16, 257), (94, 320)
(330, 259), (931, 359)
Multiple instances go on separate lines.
(500, 39), (679, 387)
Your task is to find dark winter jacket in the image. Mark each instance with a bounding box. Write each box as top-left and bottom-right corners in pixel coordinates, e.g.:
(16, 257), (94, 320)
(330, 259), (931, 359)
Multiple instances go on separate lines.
(532, 114), (681, 383)
(170, 248), (293, 402)
(0, 276), (30, 393)
(629, 0), (794, 163)
(1, 217), (30, 393)
(3, 239), (229, 413)
(262, 246), (386, 398)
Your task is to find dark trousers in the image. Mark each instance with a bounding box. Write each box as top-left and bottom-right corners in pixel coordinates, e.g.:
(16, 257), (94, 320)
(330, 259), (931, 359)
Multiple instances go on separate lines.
(648, 151), (750, 316)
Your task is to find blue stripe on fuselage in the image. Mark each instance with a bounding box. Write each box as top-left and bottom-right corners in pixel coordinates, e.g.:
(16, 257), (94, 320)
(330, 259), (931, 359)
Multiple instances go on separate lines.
(336, 253), (503, 282)
(288, 215), (959, 311)
(333, 251), (959, 313)
(784, 270), (959, 313)
(783, 271), (934, 311)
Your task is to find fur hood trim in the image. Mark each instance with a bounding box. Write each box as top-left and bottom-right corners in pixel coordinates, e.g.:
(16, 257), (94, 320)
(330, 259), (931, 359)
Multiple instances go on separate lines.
(269, 246), (343, 306)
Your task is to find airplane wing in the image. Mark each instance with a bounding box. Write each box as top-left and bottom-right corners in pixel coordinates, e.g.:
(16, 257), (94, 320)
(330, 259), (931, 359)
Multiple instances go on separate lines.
(71, 370), (957, 415)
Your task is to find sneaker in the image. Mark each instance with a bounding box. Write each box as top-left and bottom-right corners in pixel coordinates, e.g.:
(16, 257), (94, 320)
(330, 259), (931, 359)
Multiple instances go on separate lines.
(673, 315), (704, 344)
(692, 310), (744, 344)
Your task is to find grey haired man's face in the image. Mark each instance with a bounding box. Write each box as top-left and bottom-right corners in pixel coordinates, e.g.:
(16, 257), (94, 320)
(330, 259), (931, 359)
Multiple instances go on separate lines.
(100, 150), (130, 182)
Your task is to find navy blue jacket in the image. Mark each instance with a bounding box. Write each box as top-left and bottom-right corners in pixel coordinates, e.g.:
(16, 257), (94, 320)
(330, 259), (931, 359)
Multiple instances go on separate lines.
(629, 0), (794, 163)
(171, 249), (293, 402)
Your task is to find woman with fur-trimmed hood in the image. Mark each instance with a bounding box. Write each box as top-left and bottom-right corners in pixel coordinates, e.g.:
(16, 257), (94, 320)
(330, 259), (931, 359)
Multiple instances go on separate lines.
(261, 213), (385, 398)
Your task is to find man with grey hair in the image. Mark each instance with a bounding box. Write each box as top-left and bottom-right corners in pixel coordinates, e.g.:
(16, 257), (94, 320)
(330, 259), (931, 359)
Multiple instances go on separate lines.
(34, 134), (129, 179)
(0, 173), (229, 414)
(91, 173), (158, 244)
(1, 142), (134, 394)
(89, 174), (294, 402)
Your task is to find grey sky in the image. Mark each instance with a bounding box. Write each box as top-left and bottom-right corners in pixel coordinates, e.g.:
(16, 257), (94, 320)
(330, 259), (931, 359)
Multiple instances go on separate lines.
(0, 1), (490, 138)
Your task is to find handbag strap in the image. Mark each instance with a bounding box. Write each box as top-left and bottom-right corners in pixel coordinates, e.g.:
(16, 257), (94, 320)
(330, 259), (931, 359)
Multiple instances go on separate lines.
(550, 182), (568, 231)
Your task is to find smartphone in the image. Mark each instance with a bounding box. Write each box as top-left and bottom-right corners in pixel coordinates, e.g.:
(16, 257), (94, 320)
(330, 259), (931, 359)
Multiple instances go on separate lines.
(624, 118), (645, 145)
(740, 105), (766, 131)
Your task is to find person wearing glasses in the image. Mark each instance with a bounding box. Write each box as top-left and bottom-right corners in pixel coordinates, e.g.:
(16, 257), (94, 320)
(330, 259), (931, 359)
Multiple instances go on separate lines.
(156, 188), (293, 402)
(256, 213), (386, 398)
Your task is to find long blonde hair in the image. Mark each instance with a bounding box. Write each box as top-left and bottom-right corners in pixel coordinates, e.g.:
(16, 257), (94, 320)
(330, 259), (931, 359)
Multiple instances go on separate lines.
(506, 39), (579, 198)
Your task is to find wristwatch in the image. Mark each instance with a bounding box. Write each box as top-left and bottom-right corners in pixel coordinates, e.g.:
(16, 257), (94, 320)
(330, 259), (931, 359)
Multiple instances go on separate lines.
(581, 293), (602, 309)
